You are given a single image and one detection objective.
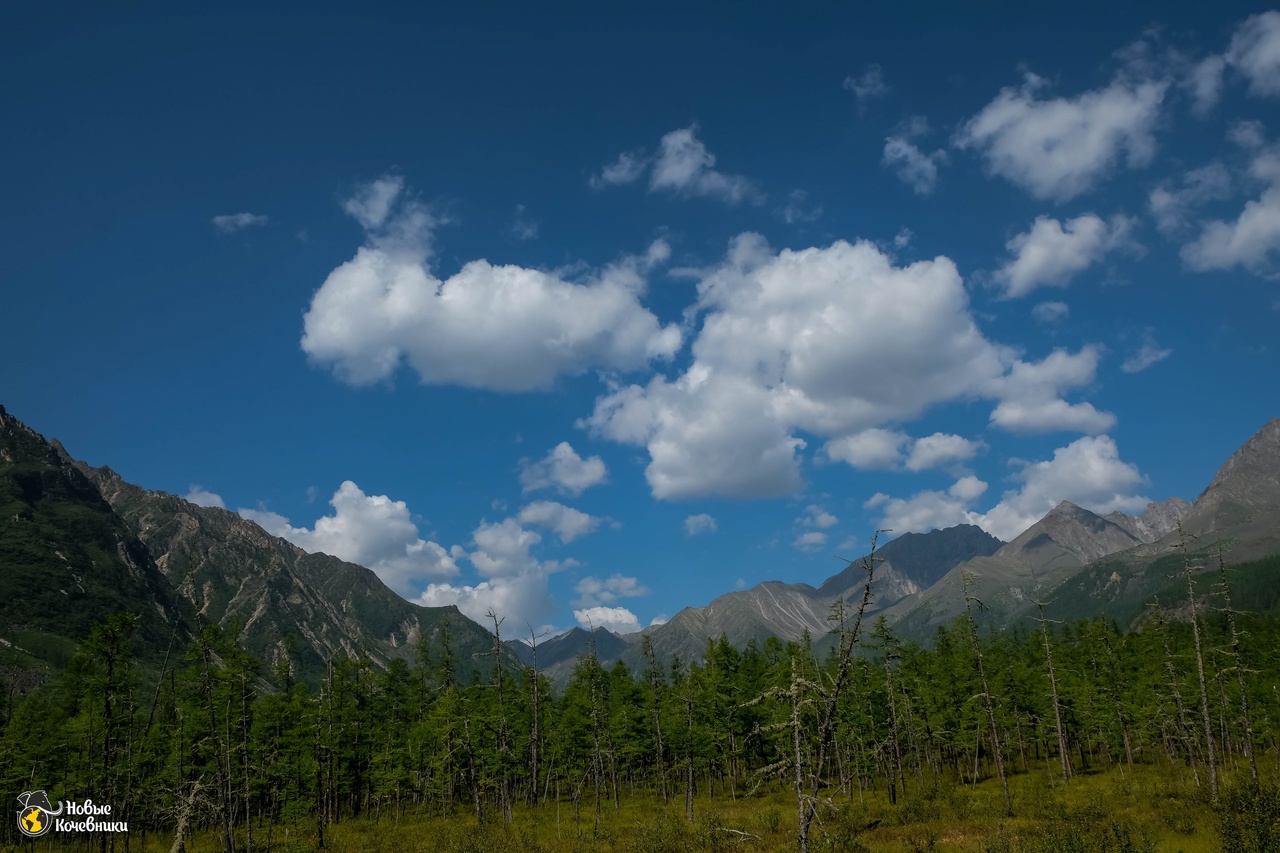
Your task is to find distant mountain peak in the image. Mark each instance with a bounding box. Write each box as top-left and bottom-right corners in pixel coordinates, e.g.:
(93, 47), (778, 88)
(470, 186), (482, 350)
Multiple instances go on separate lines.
(1105, 497), (1190, 544)
(1178, 418), (1280, 545)
(1000, 502), (1142, 566)
(1197, 419), (1280, 502)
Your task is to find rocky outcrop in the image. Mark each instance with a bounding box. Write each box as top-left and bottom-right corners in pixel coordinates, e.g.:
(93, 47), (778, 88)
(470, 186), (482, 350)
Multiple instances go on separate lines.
(1105, 497), (1191, 543)
(79, 462), (512, 683)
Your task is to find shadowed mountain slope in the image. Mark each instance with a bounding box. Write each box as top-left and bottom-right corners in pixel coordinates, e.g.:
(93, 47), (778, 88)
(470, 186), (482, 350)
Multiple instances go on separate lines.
(0, 405), (190, 679)
(78, 460), (513, 684)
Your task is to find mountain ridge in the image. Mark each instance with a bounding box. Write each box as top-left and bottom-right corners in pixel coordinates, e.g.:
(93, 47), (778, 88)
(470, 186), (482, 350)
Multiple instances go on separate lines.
(6, 403), (1278, 692)
(77, 460), (515, 682)
(0, 404), (511, 687)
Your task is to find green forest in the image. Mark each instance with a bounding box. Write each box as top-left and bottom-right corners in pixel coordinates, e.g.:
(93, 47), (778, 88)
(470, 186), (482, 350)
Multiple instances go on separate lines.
(4, 553), (1280, 853)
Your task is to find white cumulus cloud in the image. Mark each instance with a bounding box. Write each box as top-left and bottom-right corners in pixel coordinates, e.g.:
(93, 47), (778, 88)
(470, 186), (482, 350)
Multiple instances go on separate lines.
(517, 500), (601, 543)
(987, 346), (1115, 434)
(519, 442), (608, 496)
(827, 429), (984, 472)
(684, 513), (717, 536)
(882, 117), (947, 195)
(793, 531), (828, 552)
(970, 435), (1150, 540)
(798, 504), (838, 529)
(592, 126), (763, 204)
(1032, 301), (1070, 324)
(994, 214), (1135, 298)
(573, 574), (649, 608)
(585, 234), (1112, 499)
(868, 435), (1149, 541)
(1226, 11), (1280, 98)
(956, 72), (1166, 201)
(825, 428), (910, 470)
(239, 481), (460, 595)
(1182, 140), (1280, 274)
(573, 605), (641, 634)
(865, 476), (989, 535)
(420, 570), (556, 630)
(905, 433), (987, 471)
(1121, 331), (1172, 373)
(184, 486), (225, 509)
(302, 176), (681, 389)
(590, 150), (648, 189)
(650, 126), (763, 204)
(417, 507), (586, 628)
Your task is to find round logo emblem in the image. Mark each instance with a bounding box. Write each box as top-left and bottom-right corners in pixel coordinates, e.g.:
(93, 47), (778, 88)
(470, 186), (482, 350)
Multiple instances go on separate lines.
(16, 791), (61, 838)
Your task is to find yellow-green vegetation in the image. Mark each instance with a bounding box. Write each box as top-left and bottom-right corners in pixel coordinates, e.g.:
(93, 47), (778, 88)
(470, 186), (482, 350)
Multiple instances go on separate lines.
(6, 763), (1279, 852)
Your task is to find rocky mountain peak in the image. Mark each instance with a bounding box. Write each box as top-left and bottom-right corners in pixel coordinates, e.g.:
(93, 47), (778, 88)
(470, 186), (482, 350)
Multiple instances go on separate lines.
(1196, 419), (1280, 505)
(818, 523), (1002, 596)
(1174, 419), (1280, 543)
(1105, 497), (1191, 543)
(1000, 501), (1142, 566)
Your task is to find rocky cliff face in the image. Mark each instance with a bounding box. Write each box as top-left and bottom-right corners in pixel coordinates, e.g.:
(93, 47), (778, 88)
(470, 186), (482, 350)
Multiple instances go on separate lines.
(79, 461), (511, 683)
(1105, 497), (1191, 543)
(0, 406), (190, 674)
(1178, 420), (1280, 549)
(1003, 501), (1145, 567)
(1, 403), (509, 686)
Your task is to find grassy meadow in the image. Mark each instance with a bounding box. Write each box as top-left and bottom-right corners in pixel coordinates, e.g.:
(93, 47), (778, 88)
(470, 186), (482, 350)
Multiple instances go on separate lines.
(7, 760), (1278, 853)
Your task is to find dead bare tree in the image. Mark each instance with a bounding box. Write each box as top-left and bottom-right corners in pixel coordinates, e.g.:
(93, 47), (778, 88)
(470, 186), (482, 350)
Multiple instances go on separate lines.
(747, 530), (883, 853)
(1033, 601), (1071, 783)
(962, 572), (1011, 814)
(1150, 604), (1201, 786)
(486, 610), (513, 824)
(1216, 549), (1259, 782)
(1175, 522), (1219, 800)
(525, 623), (549, 806)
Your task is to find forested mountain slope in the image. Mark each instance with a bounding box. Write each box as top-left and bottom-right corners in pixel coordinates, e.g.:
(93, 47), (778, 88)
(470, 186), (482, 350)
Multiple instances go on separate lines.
(0, 404), (510, 687)
(0, 405), (190, 679)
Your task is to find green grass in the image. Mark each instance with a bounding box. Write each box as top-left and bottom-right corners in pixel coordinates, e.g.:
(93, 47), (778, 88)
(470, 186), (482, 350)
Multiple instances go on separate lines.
(5, 761), (1270, 853)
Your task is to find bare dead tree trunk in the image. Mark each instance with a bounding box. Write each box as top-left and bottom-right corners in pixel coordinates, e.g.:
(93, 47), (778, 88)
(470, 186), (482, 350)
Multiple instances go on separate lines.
(964, 573), (1011, 814)
(1153, 607), (1200, 786)
(886, 671), (902, 804)
(789, 657), (809, 853)
(1035, 602), (1071, 783)
(642, 636), (669, 804)
(486, 611), (513, 824)
(798, 533), (882, 852)
(1098, 630), (1135, 768)
(526, 625), (547, 806)
(1218, 550), (1259, 782)
(1177, 523), (1218, 800)
(684, 688), (695, 824)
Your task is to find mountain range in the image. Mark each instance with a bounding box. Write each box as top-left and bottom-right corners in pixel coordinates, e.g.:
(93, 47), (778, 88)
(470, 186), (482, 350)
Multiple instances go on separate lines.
(2, 402), (1277, 692)
(507, 419), (1280, 684)
(0, 404), (512, 688)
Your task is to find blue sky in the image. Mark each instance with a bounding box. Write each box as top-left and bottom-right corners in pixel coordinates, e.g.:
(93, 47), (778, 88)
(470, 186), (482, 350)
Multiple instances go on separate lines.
(3, 2), (1278, 636)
